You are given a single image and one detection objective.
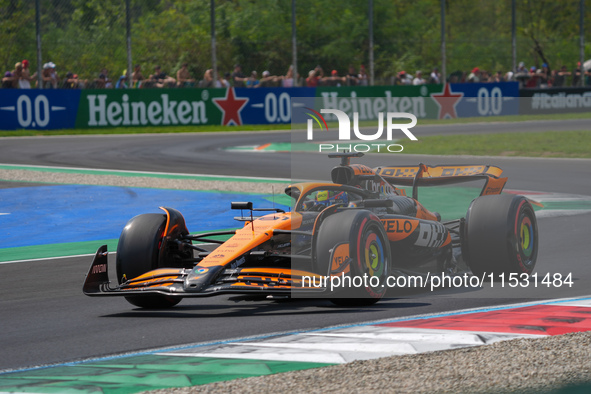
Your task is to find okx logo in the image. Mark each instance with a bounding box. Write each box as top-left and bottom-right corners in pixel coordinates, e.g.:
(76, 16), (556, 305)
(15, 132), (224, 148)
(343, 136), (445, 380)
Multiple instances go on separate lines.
(305, 108), (418, 153)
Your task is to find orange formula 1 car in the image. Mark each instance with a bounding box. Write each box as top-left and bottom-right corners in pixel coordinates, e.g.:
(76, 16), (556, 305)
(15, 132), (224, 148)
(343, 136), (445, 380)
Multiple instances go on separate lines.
(83, 152), (538, 308)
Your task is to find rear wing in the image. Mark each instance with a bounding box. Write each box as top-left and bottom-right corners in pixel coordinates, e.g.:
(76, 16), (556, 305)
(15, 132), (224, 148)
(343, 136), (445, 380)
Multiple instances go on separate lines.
(375, 164), (507, 199)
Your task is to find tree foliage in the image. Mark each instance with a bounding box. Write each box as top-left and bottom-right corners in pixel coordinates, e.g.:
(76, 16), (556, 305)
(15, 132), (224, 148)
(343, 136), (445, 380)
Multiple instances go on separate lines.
(0, 0), (589, 81)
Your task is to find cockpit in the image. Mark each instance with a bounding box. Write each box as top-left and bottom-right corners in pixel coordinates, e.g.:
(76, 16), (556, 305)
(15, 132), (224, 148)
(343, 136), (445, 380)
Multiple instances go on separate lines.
(287, 185), (367, 213)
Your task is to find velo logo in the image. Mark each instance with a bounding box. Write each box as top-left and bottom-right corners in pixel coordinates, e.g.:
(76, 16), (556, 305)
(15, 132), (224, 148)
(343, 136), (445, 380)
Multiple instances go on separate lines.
(304, 108), (418, 153)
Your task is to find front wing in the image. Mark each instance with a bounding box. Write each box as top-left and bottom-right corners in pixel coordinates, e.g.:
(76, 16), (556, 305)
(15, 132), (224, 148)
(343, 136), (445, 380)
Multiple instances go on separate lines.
(83, 245), (327, 298)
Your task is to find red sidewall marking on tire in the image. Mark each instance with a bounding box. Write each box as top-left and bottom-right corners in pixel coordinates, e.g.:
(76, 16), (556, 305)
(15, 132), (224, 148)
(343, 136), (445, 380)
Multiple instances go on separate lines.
(355, 217), (368, 273)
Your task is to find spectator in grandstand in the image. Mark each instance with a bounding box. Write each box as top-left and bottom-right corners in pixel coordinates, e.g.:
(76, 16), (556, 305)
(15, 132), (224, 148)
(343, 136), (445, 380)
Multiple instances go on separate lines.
(11, 62), (24, 88)
(20, 59), (35, 89)
(65, 72), (85, 89)
(428, 67), (441, 84)
(62, 72), (75, 88)
(572, 62), (583, 86)
(325, 69), (346, 87)
(216, 71), (230, 88)
(306, 69), (320, 87)
(2, 71), (15, 88)
(149, 65), (176, 88)
(549, 69), (558, 86)
(514, 62), (530, 87)
(176, 63), (195, 87)
(524, 67), (540, 88)
(115, 73), (128, 89)
(103, 68), (113, 88)
(553, 65), (571, 87)
(282, 66), (294, 87)
(95, 73), (107, 88)
(412, 70), (425, 85)
(536, 68), (549, 88)
(259, 70), (281, 87)
(346, 65), (358, 86)
(95, 73), (107, 89)
(467, 67), (480, 83)
(449, 70), (467, 83)
(132, 64), (144, 88)
(516, 61), (528, 74)
(398, 71), (413, 85)
(246, 71), (259, 88)
(66, 73), (85, 89)
(41, 62), (59, 89)
(199, 69), (214, 88)
(231, 64), (247, 88)
(534, 63), (550, 87)
(358, 65), (369, 86)
(296, 71), (304, 87)
(94, 68), (112, 89)
(314, 65), (326, 85)
(491, 70), (505, 83)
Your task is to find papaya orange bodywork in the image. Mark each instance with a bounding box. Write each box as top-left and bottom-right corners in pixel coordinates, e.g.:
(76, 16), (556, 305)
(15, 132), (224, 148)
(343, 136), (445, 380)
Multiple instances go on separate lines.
(198, 212), (297, 268)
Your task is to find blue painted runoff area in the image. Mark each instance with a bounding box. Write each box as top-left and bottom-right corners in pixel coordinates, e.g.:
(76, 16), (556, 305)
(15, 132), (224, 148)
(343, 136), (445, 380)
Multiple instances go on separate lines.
(0, 184), (289, 249)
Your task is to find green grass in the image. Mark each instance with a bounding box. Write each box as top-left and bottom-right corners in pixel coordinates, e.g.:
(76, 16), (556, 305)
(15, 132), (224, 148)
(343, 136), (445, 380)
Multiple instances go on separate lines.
(396, 130), (591, 158)
(402, 111), (591, 126)
(2, 111), (591, 138)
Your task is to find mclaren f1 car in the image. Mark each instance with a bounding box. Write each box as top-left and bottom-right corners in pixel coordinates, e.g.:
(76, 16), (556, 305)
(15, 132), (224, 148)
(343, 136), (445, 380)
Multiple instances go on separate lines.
(83, 152), (539, 308)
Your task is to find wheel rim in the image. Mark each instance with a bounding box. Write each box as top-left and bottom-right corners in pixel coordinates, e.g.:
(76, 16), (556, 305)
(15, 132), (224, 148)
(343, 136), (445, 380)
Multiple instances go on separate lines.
(363, 230), (385, 278)
(518, 212), (535, 267)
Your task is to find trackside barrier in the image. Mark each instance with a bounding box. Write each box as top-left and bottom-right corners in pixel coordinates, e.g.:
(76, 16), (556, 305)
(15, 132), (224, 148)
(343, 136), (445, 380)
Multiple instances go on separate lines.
(9, 82), (590, 131)
(520, 87), (591, 115)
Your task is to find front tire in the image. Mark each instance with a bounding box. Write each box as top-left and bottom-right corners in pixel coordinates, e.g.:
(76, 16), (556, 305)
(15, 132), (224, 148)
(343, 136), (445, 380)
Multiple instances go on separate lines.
(464, 194), (538, 276)
(314, 210), (390, 306)
(116, 213), (181, 308)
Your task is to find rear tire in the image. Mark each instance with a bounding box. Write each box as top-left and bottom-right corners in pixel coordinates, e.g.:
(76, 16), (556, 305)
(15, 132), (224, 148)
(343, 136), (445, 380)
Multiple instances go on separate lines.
(116, 213), (181, 309)
(464, 194), (538, 277)
(314, 210), (390, 306)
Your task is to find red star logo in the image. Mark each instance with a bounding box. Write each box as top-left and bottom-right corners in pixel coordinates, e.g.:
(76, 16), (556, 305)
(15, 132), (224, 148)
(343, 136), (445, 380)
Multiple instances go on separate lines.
(431, 83), (463, 119)
(213, 88), (249, 126)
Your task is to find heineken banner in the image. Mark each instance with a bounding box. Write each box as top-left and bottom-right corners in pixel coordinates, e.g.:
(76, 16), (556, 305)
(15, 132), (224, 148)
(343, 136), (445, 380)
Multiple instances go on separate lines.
(451, 82), (519, 117)
(0, 89), (81, 130)
(76, 87), (316, 128)
(316, 82), (519, 120)
(0, 82), (533, 130)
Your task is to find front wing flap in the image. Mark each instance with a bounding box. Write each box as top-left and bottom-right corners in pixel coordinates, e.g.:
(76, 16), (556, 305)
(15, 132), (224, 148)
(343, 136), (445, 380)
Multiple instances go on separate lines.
(83, 246), (327, 298)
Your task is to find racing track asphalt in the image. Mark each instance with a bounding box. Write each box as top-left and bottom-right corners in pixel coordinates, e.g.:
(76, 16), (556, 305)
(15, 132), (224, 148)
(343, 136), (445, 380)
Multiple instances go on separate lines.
(0, 119), (590, 371)
(0, 118), (590, 181)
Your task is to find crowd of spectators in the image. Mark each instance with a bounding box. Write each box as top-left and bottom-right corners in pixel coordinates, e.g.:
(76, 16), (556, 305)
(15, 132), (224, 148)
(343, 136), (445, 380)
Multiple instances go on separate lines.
(3, 59), (591, 89)
(2, 60), (37, 89)
(442, 62), (591, 88)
